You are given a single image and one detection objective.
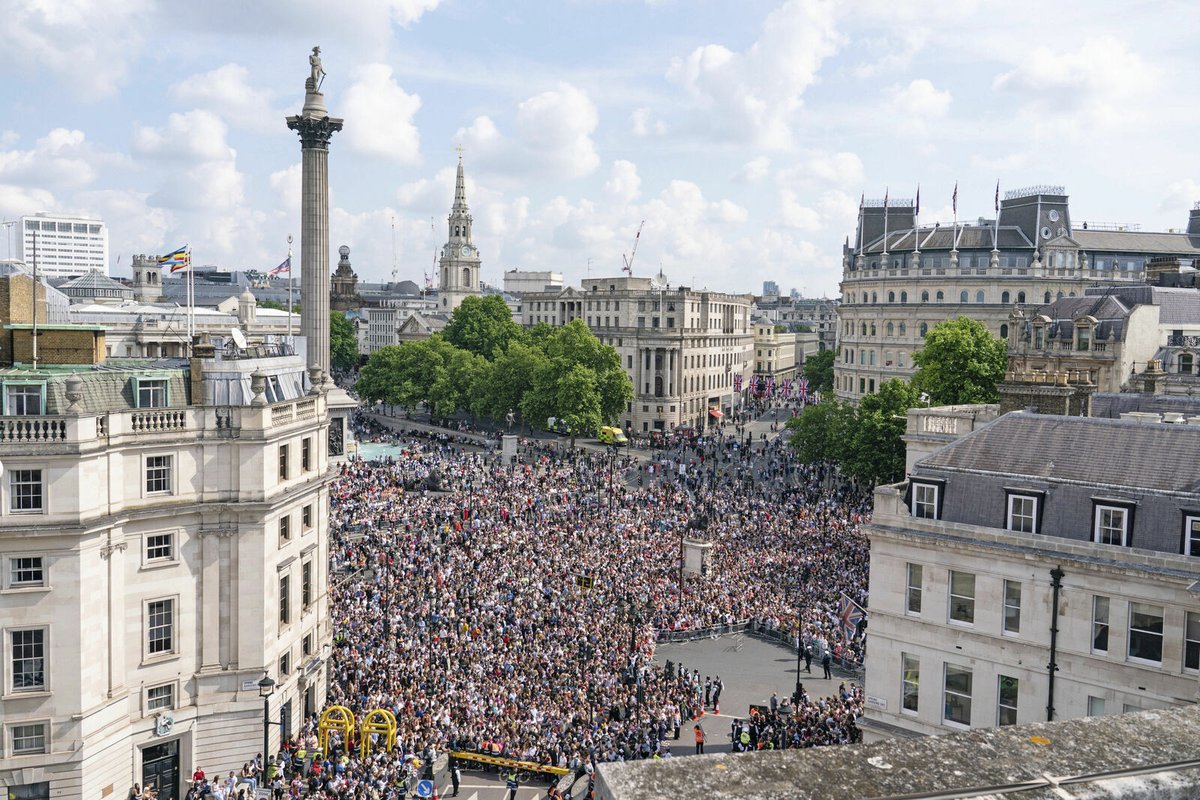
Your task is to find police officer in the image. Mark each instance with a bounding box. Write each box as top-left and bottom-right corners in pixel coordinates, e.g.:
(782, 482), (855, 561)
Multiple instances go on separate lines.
(450, 762), (461, 797)
(505, 770), (519, 800)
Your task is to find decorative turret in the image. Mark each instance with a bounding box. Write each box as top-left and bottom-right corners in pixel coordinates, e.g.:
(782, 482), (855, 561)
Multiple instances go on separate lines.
(437, 150), (483, 312)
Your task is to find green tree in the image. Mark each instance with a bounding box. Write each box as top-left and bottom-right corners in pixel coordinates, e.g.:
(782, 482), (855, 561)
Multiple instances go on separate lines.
(842, 379), (921, 485)
(441, 295), (523, 359)
(257, 298), (286, 311)
(470, 341), (550, 429)
(912, 316), (1007, 405)
(330, 312), (358, 372)
(428, 347), (487, 419)
(541, 320), (632, 421)
(356, 337), (454, 410)
(553, 364), (602, 447)
(785, 400), (853, 465)
(802, 348), (836, 394)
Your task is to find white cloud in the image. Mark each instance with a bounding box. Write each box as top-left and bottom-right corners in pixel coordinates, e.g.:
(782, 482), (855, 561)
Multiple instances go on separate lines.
(630, 108), (667, 137)
(735, 156), (771, 183)
(171, 63), (279, 132)
(269, 163), (303, 214)
(884, 79), (951, 135)
(0, 128), (119, 190)
(0, 185), (56, 222)
(779, 190), (821, 231)
(515, 83), (599, 179)
(777, 151), (864, 190)
(133, 111), (235, 163)
(604, 160), (641, 205)
(1159, 179), (1200, 216)
(665, 0), (844, 148)
(0, 0), (152, 97)
(992, 35), (1155, 128)
(341, 63), (422, 164)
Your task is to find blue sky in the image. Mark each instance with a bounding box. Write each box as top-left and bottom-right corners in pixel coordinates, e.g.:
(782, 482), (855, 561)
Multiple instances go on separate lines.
(1, 0), (1198, 296)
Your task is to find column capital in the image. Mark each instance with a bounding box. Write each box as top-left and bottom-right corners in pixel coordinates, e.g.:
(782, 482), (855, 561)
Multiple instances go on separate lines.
(286, 114), (344, 151)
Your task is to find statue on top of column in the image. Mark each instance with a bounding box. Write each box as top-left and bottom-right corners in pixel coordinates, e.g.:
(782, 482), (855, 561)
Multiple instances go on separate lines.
(308, 46), (326, 92)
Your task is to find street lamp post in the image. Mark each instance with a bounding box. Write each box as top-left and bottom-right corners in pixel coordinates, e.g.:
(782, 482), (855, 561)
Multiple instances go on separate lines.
(258, 673), (276, 774)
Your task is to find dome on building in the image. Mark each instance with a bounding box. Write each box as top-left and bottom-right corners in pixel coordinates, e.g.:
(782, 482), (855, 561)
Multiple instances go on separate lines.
(395, 280), (421, 296)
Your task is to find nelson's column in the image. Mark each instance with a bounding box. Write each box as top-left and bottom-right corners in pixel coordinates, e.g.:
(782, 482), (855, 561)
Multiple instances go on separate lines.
(286, 46), (343, 387)
(286, 47), (356, 458)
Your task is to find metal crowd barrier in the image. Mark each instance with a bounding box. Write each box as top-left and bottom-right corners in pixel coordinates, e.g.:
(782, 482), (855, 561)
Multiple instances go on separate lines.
(655, 620), (864, 673)
(449, 751), (569, 777)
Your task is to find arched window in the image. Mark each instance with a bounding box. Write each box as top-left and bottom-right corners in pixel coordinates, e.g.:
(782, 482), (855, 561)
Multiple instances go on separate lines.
(888, 291), (895, 303)
(462, 267), (471, 287)
(886, 322), (894, 337)
(869, 350), (876, 366)
(898, 352), (906, 368)
(860, 350), (866, 365)
(1045, 291), (1052, 304)
(936, 290), (944, 303)
(960, 291), (969, 303)
(919, 322), (929, 337)
(870, 322), (877, 336)
(900, 291), (908, 304)
(899, 322), (907, 336)
(1181, 354), (1195, 374)
(976, 290), (985, 303)
(872, 292), (878, 303)
(1000, 323), (1009, 339)
(1002, 291), (1011, 304)
(921, 290), (929, 303)
(1068, 291), (1076, 297)
(654, 376), (664, 397)
(861, 322), (867, 336)
(1018, 291), (1026, 304)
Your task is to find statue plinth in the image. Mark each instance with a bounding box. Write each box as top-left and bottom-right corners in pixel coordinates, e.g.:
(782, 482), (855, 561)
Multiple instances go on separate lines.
(301, 86), (328, 118)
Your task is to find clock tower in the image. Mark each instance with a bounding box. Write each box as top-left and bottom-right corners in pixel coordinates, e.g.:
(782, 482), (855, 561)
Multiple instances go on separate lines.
(438, 151), (482, 312)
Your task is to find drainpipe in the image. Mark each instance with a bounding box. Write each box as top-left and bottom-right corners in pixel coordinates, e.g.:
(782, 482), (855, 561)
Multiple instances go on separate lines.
(1047, 566), (1064, 722)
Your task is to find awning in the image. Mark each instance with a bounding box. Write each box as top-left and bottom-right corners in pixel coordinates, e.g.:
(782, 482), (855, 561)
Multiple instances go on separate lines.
(708, 409), (724, 418)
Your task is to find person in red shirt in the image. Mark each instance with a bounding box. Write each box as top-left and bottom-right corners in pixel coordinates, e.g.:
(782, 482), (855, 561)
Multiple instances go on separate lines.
(191, 768), (206, 784)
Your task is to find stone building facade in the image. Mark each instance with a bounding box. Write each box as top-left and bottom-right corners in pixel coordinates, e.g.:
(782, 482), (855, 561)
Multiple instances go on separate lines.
(520, 276), (754, 432)
(865, 410), (1200, 739)
(835, 187), (1200, 401)
(0, 338), (333, 799)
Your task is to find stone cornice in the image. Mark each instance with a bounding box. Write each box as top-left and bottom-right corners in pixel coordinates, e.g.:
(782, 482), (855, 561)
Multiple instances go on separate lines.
(286, 114), (344, 151)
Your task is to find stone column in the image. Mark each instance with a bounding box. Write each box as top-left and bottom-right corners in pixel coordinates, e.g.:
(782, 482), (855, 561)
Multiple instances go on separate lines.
(287, 62), (344, 385)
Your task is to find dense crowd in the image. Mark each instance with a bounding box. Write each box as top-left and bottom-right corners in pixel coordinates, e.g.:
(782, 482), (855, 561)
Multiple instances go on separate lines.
(205, 411), (870, 798)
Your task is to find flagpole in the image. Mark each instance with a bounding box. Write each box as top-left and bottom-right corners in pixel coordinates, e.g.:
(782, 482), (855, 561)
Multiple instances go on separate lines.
(881, 188), (889, 261)
(287, 235), (294, 343)
(187, 246), (194, 355)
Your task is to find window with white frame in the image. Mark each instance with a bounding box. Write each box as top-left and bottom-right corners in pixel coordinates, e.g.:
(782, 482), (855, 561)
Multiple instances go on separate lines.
(912, 483), (939, 519)
(9, 722), (47, 755)
(901, 653), (919, 714)
(1185, 611), (1200, 672)
(279, 515), (291, 542)
(145, 533), (174, 563)
(1092, 595), (1110, 654)
(278, 444), (290, 481)
(146, 683), (175, 711)
(949, 570), (976, 624)
(10, 629), (45, 691)
(302, 504), (313, 530)
(302, 560), (312, 609)
(302, 437), (312, 472)
(1093, 504), (1131, 546)
(1003, 580), (1021, 635)
(1006, 494), (1038, 534)
(9, 469), (43, 513)
(146, 598), (175, 657)
(1127, 602), (1164, 664)
(1183, 515), (1200, 556)
(905, 563), (922, 614)
(9, 556), (44, 588)
(5, 384), (43, 416)
(136, 379), (168, 408)
(943, 664), (972, 727)
(1087, 696), (1106, 716)
(145, 455), (172, 495)
(279, 574), (291, 627)
(997, 675), (1019, 726)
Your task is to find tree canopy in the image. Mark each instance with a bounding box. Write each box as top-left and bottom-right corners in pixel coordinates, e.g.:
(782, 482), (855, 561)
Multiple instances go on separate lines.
(441, 295), (524, 359)
(802, 348), (835, 395)
(912, 316), (1007, 405)
(330, 311), (359, 372)
(786, 378), (921, 486)
(356, 309), (633, 439)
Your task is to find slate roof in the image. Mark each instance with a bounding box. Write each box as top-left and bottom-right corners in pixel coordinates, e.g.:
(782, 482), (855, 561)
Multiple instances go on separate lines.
(1091, 392), (1200, 419)
(916, 412), (1200, 495)
(1074, 229), (1200, 255)
(867, 225), (1033, 253)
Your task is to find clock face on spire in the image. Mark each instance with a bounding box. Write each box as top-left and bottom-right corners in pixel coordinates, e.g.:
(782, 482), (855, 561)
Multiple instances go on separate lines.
(461, 245), (471, 257)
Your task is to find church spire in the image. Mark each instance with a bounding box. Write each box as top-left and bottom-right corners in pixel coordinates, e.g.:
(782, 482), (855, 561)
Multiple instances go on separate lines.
(453, 145), (468, 212)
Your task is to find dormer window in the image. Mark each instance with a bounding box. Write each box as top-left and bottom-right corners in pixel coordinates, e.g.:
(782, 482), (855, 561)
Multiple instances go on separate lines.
(1033, 325), (1044, 349)
(4, 384), (45, 416)
(1076, 324), (1091, 351)
(135, 378), (169, 408)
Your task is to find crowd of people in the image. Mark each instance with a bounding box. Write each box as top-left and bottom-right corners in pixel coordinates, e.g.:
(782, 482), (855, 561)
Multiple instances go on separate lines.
(212, 408), (870, 798)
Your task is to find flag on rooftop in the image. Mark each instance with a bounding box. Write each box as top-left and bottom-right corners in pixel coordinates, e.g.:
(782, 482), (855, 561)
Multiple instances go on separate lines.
(269, 256), (291, 277)
(158, 245), (191, 273)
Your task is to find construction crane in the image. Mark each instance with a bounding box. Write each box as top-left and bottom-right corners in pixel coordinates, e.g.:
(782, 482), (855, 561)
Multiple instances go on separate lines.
(621, 220), (644, 276)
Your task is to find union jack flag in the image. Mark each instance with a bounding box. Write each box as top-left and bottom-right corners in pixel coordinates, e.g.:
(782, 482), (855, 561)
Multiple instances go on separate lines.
(781, 378), (792, 397)
(733, 373), (742, 392)
(837, 593), (866, 641)
(765, 375), (775, 395)
(797, 378), (810, 402)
